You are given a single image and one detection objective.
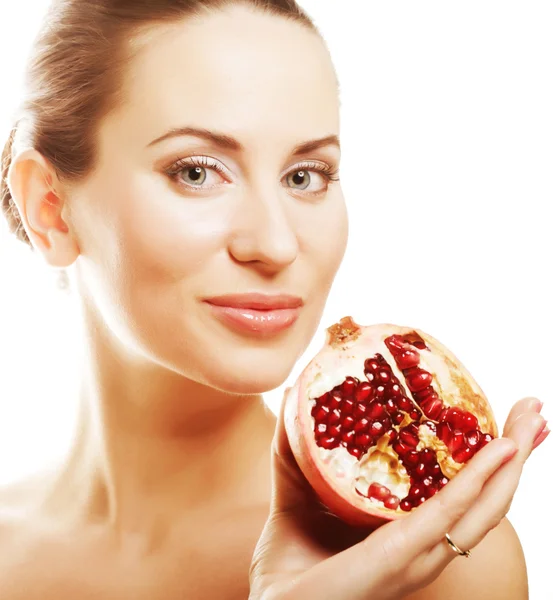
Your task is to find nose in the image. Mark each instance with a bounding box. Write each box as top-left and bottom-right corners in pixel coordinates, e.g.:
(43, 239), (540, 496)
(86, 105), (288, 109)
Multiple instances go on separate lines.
(227, 186), (299, 273)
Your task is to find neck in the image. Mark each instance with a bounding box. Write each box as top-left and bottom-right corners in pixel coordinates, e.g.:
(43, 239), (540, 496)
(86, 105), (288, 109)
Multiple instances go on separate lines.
(41, 304), (276, 539)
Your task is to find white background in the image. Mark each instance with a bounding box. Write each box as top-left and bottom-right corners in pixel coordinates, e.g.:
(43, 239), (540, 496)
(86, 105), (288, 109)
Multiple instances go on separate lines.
(1, 1), (551, 597)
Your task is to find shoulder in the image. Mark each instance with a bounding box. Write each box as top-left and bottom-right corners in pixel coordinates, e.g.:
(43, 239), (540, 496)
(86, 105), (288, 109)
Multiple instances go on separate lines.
(0, 472), (53, 551)
(406, 518), (528, 600)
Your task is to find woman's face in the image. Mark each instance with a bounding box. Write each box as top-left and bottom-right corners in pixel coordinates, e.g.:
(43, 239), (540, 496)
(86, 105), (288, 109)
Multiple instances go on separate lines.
(69, 6), (348, 394)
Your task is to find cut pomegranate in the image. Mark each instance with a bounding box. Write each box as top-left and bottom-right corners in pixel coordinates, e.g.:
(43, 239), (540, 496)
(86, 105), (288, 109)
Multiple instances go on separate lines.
(284, 317), (498, 528)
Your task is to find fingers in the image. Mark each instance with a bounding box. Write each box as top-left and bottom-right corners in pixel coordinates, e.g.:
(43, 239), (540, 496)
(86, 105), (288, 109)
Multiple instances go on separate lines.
(502, 396), (543, 436)
(387, 435), (517, 555)
(424, 411), (545, 571)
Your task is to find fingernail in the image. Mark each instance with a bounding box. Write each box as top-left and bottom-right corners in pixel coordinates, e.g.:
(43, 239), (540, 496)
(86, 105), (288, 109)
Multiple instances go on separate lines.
(534, 400), (544, 413)
(533, 426), (550, 450)
(533, 419), (548, 442)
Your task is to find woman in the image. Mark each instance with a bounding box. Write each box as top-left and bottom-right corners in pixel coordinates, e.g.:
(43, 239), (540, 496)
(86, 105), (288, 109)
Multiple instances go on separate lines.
(0, 0), (547, 598)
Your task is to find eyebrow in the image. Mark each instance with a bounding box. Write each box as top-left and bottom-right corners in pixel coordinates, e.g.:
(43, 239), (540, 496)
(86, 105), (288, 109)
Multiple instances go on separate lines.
(147, 126), (340, 156)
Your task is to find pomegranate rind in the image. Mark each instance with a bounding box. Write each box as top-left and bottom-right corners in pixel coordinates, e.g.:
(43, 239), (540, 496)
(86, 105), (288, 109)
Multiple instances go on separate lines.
(284, 317), (498, 527)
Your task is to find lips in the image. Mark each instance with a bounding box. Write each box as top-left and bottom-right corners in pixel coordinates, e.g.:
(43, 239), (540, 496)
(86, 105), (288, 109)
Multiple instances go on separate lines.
(205, 293), (303, 311)
(204, 293), (303, 335)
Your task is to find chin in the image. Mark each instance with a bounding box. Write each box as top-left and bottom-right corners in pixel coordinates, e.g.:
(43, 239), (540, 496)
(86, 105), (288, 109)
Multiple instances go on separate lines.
(205, 363), (291, 396)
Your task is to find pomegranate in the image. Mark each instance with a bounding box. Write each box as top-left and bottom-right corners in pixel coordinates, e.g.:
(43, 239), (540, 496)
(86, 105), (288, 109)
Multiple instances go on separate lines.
(284, 317), (498, 528)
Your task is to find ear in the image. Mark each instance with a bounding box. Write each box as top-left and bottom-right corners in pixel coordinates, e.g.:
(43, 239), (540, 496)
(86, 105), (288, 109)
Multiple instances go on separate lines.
(7, 148), (79, 267)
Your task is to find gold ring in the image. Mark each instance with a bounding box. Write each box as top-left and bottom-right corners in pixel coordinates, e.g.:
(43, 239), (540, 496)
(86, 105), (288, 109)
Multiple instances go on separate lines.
(445, 533), (471, 558)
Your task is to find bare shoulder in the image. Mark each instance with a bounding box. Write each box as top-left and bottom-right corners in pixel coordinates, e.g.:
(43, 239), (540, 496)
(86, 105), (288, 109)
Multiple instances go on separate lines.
(405, 518), (528, 600)
(0, 472), (53, 559)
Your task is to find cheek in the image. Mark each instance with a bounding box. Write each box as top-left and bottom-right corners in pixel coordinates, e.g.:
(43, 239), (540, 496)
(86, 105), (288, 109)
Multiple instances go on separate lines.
(303, 195), (349, 288)
(77, 171), (234, 341)
(113, 175), (228, 284)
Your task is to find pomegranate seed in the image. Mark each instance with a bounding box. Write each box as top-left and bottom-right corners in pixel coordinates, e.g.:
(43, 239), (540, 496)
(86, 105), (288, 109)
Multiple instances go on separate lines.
(389, 384), (403, 398)
(364, 358), (380, 373)
(319, 436), (339, 449)
(385, 398), (398, 414)
(449, 431), (465, 453)
(393, 441), (410, 457)
(406, 369), (433, 392)
(328, 409), (341, 426)
(312, 405), (330, 422)
(453, 446), (475, 463)
(375, 385), (386, 399)
(342, 430), (355, 444)
(410, 484), (424, 500)
(384, 495), (400, 510)
(395, 349), (420, 370)
(442, 407), (465, 430)
(414, 462), (427, 478)
(396, 396), (413, 412)
(368, 421), (385, 437)
(341, 377), (358, 397)
(399, 430), (419, 448)
(368, 482), (391, 501)
(355, 382), (373, 403)
(353, 418), (370, 433)
(426, 486), (438, 497)
(341, 398), (355, 415)
(315, 423), (327, 436)
(366, 401), (386, 419)
(410, 408), (423, 420)
(403, 450), (420, 467)
(462, 412), (479, 431)
(479, 433), (493, 448)
(355, 433), (371, 447)
(420, 397), (444, 420)
(436, 422), (453, 445)
(465, 430), (482, 448)
(422, 476), (434, 489)
(419, 448), (435, 464)
(412, 340), (427, 349)
(385, 335), (407, 352)
(354, 403), (368, 418)
(438, 476), (449, 488)
(378, 370), (392, 384)
(329, 392), (342, 410)
(328, 424), (341, 437)
(400, 498), (413, 512)
(348, 446), (363, 459)
(392, 412), (405, 426)
(429, 463), (442, 477)
(387, 429), (398, 443)
(418, 496), (427, 506)
(412, 387), (435, 401)
(342, 416), (355, 430)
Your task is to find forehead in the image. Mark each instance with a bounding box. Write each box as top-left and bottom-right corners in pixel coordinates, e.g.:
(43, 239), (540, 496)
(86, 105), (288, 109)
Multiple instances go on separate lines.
(115, 7), (339, 148)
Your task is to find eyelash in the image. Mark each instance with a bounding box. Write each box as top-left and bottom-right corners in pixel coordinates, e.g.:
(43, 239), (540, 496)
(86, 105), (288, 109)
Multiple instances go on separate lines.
(164, 155), (340, 195)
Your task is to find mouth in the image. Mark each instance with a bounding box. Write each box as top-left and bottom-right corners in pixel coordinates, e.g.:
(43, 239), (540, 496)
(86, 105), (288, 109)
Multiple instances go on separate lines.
(204, 293), (303, 336)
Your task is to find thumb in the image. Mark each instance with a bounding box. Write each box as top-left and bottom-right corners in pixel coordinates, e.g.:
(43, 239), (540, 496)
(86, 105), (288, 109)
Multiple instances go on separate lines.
(270, 385), (322, 515)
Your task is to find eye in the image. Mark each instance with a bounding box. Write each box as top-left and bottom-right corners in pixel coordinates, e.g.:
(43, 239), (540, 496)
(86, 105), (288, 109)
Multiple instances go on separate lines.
(165, 156), (228, 190)
(286, 169), (313, 190)
(285, 162), (341, 196)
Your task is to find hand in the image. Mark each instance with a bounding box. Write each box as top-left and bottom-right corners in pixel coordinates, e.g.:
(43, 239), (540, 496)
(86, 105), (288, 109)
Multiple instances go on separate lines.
(249, 394), (548, 600)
